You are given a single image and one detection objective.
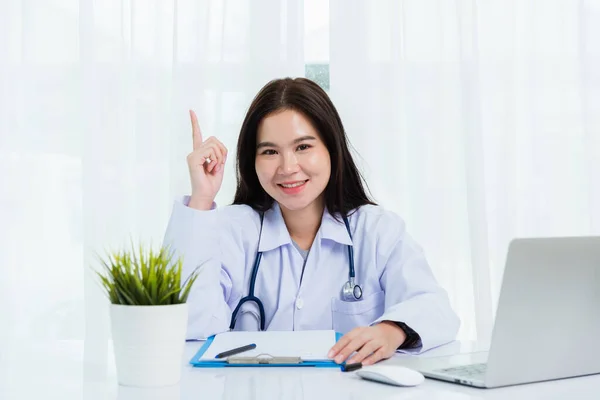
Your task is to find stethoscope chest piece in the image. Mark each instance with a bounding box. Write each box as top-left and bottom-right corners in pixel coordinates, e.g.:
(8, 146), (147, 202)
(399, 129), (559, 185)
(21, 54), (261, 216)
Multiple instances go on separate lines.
(342, 277), (363, 301)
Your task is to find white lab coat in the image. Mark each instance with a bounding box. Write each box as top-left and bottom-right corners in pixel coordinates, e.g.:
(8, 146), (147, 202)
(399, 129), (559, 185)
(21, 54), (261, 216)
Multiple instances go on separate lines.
(163, 197), (460, 353)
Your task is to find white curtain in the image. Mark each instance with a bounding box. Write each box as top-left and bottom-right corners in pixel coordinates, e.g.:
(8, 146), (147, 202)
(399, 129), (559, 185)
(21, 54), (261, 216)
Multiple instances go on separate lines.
(2, 0), (599, 354)
(0, 0), (304, 355)
(329, 0), (600, 341)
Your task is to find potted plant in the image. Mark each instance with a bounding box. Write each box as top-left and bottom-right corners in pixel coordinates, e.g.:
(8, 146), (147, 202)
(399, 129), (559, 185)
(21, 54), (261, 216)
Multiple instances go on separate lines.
(96, 243), (200, 387)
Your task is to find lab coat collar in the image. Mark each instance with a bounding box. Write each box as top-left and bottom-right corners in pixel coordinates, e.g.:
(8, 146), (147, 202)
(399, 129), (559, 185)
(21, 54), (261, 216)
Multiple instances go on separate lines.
(257, 202), (353, 252)
(320, 208), (353, 246)
(258, 202), (291, 252)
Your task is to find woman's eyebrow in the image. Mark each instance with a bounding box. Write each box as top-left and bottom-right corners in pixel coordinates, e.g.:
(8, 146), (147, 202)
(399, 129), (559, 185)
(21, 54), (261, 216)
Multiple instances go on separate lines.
(256, 135), (317, 149)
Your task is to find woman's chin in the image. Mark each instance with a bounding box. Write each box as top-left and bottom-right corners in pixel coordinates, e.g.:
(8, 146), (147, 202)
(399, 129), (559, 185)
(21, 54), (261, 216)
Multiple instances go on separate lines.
(276, 197), (323, 213)
(277, 200), (310, 212)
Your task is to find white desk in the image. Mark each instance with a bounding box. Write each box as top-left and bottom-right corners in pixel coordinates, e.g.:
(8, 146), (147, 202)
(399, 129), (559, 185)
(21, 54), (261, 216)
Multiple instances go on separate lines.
(1, 339), (598, 399)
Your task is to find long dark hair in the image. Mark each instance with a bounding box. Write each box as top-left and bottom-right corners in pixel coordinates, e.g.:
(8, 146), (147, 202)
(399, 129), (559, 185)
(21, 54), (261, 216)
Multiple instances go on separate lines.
(233, 77), (376, 217)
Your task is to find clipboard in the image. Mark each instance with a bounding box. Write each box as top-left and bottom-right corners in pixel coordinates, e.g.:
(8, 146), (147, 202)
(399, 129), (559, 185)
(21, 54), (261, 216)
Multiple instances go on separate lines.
(189, 332), (343, 368)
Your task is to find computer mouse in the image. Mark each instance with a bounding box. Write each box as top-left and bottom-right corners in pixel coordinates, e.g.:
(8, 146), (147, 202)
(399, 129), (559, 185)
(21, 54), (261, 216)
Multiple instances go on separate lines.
(356, 365), (425, 387)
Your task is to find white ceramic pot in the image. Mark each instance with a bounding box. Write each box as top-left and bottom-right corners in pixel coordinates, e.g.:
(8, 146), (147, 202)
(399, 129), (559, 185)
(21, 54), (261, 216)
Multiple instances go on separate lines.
(110, 303), (188, 387)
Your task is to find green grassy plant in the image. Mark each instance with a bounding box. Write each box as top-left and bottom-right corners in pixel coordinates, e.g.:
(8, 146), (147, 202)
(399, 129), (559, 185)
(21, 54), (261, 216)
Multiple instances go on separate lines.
(96, 243), (200, 305)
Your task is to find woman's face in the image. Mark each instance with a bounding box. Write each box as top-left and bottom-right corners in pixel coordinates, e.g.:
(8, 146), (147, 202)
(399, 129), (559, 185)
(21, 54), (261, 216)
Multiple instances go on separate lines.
(255, 109), (331, 213)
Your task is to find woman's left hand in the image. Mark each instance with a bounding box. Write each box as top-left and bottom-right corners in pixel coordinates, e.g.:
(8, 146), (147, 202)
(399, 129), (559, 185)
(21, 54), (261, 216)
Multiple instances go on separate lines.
(327, 321), (407, 366)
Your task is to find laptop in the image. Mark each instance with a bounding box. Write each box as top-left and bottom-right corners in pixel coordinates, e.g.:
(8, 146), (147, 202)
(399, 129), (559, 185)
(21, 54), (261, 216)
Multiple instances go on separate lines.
(418, 236), (600, 388)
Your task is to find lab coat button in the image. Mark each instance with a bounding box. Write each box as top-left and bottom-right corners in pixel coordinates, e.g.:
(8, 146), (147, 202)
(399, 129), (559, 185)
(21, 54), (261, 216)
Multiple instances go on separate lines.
(296, 298), (304, 309)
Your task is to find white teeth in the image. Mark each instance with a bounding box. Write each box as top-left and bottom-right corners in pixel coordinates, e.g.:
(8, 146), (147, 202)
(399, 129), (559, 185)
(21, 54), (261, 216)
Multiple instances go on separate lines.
(280, 181), (306, 188)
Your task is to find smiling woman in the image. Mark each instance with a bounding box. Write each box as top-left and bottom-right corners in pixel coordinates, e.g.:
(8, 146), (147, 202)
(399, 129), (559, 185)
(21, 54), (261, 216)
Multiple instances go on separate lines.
(164, 76), (460, 366)
(233, 78), (373, 220)
(255, 111), (331, 213)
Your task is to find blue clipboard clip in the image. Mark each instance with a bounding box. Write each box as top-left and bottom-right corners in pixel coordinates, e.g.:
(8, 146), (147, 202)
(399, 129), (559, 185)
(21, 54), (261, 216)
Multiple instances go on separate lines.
(227, 353), (302, 365)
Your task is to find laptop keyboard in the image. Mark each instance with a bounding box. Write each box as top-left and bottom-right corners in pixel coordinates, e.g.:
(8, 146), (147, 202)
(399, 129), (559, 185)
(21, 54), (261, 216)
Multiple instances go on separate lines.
(435, 363), (487, 380)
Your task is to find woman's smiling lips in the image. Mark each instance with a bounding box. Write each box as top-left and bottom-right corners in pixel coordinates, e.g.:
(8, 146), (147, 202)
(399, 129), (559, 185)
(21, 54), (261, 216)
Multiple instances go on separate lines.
(277, 180), (309, 194)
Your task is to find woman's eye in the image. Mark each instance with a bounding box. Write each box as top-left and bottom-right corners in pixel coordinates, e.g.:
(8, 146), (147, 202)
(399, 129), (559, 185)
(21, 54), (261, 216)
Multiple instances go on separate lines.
(261, 149), (277, 155)
(297, 144), (311, 151)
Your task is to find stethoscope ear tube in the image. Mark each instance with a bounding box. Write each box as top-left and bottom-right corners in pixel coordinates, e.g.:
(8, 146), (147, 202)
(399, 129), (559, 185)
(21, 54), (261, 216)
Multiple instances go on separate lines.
(342, 215), (362, 301)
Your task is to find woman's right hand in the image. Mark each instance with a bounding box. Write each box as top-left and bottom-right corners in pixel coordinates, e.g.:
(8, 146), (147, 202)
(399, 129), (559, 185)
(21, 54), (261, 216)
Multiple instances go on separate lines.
(187, 110), (228, 210)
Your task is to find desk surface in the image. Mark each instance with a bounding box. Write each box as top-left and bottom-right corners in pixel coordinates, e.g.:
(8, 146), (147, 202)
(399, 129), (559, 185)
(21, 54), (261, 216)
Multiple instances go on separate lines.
(1, 339), (598, 399)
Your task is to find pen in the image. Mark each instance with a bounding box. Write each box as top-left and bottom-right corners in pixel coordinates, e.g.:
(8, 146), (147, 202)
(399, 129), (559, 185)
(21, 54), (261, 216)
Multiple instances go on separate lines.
(215, 343), (257, 359)
(342, 362), (362, 372)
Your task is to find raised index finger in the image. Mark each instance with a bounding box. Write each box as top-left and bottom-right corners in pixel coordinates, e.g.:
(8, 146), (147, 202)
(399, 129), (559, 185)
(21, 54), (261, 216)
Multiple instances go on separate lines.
(189, 109), (203, 150)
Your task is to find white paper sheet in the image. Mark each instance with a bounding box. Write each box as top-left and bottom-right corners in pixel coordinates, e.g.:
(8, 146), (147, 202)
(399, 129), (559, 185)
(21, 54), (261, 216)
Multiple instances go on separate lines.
(200, 330), (337, 361)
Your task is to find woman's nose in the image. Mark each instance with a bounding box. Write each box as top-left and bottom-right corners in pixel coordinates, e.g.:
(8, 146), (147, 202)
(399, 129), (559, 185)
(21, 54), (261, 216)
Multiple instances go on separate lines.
(279, 152), (300, 174)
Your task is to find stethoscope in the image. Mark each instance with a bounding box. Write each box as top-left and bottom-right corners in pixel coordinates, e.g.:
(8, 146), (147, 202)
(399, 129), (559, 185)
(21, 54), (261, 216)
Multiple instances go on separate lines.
(229, 212), (362, 331)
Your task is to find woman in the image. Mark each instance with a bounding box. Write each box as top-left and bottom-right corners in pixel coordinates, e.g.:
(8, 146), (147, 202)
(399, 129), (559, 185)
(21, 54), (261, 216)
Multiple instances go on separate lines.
(164, 77), (459, 366)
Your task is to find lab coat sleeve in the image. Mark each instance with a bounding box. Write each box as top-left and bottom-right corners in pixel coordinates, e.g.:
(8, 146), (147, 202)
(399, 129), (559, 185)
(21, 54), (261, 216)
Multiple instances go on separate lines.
(371, 212), (460, 354)
(162, 196), (249, 339)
